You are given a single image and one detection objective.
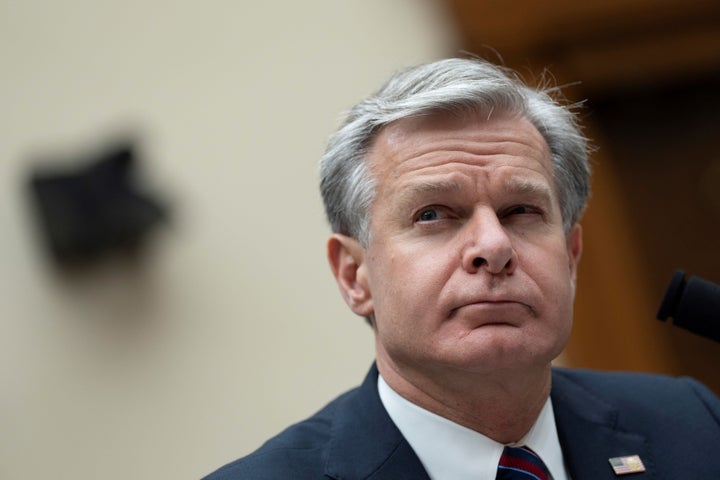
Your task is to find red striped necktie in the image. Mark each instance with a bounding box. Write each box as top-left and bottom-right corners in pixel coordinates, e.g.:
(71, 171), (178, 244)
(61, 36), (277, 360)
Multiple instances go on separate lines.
(495, 445), (554, 480)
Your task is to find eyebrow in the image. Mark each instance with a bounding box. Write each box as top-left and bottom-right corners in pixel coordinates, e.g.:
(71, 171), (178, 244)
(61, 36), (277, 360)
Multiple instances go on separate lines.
(391, 177), (556, 215)
(398, 178), (552, 199)
(502, 178), (555, 208)
(505, 177), (552, 194)
(394, 180), (464, 210)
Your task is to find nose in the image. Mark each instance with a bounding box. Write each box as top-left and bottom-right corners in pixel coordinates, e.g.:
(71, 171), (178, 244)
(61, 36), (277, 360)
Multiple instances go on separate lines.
(461, 210), (517, 275)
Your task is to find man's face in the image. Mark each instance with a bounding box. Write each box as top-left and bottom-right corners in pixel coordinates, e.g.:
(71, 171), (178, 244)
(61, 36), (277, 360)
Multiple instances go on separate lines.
(329, 112), (582, 378)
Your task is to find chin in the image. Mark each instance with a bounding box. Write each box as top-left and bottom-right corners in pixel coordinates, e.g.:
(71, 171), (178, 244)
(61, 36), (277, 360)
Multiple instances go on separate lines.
(441, 337), (562, 373)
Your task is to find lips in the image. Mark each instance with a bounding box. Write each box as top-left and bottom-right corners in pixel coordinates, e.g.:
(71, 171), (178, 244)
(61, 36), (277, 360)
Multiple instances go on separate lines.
(448, 298), (536, 319)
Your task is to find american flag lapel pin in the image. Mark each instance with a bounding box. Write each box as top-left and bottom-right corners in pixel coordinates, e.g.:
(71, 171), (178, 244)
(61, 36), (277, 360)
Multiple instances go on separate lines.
(609, 455), (646, 475)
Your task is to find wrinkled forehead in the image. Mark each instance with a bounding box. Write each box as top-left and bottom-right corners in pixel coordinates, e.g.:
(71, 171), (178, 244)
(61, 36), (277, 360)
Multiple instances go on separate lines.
(365, 110), (553, 180)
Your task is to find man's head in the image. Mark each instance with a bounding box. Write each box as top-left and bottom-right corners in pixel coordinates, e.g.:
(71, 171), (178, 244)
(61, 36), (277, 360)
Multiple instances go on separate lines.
(320, 58), (590, 247)
(321, 58), (589, 379)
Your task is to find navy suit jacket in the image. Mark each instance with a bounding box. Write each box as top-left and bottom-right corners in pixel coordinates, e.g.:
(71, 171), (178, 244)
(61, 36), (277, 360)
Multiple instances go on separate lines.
(204, 365), (720, 479)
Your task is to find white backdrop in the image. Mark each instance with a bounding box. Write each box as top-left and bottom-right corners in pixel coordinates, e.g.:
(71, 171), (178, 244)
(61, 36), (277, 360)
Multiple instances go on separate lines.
(0, 1), (457, 478)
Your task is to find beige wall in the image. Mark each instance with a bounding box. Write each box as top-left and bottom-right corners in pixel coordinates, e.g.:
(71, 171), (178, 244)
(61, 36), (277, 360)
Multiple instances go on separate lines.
(0, 1), (457, 478)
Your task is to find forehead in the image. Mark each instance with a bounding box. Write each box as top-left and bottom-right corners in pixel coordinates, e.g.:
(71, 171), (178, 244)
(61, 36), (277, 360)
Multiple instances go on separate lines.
(366, 111), (555, 194)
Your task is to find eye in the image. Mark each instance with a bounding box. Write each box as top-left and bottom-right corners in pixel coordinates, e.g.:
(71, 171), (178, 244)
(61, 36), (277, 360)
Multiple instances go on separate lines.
(414, 206), (452, 223)
(417, 208), (439, 222)
(508, 205), (531, 215)
(503, 205), (543, 218)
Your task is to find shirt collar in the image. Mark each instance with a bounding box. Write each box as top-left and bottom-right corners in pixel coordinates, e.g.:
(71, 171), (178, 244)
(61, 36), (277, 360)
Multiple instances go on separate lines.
(378, 374), (568, 480)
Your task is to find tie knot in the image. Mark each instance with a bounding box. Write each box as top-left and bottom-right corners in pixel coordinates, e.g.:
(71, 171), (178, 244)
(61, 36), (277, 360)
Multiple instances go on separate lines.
(496, 445), (553, 480)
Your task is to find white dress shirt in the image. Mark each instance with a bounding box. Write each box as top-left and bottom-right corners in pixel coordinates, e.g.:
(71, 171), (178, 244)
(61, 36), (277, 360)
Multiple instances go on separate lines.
(378, 374), (569, 480)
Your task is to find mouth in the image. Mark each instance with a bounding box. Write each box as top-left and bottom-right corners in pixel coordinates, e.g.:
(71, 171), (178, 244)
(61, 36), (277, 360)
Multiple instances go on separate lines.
(449, 300), (537, 320)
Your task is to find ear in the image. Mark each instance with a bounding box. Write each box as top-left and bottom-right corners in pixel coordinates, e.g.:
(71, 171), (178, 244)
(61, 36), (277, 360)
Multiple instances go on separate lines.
(327, 234), (374, 317)
(566, 223), (583, 287)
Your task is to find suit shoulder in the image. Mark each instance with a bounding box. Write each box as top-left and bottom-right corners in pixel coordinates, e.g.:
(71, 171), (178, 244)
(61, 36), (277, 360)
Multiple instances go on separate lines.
(553, 367), (704, 391)
(552, 367), (720, 420)
(202, 388), (356, 480)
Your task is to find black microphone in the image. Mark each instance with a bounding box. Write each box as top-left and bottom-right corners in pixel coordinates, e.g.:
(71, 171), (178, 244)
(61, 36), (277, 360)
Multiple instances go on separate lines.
(657, 270), (720, 342)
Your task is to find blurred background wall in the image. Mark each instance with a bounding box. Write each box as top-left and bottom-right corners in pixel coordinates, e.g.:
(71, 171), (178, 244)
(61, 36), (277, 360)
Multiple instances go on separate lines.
(3, 1), (720, 479)
(0, 1), (457, 478)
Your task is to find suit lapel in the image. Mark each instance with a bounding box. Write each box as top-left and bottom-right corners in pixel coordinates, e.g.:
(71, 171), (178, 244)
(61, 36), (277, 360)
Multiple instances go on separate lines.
(551, 369), (656, 480)
(324, 364), (430, 480)
(325, 365), (660, 479)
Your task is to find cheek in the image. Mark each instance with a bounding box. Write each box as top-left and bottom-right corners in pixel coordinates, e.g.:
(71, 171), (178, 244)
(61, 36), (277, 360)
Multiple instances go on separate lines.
(521, 241), (576, 308)
(543, 274), (576, 340)
(369, 247), (453, 315)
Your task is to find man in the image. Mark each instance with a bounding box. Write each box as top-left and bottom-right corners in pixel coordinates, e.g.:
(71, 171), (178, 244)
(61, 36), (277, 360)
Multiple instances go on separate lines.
(204, 58), (720, 479)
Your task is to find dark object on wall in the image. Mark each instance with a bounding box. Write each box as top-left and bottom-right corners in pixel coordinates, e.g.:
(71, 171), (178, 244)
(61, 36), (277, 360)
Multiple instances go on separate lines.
(658, 270), (720, 342)
(28, 142), (167, 264)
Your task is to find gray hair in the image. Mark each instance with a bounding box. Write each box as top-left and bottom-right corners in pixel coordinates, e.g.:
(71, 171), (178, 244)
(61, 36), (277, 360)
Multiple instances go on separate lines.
(320, 57), (590, 246)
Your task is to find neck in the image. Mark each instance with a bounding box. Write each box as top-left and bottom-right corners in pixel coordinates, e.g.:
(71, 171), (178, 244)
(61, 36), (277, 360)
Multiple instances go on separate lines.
(376, 355), (552, 444)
